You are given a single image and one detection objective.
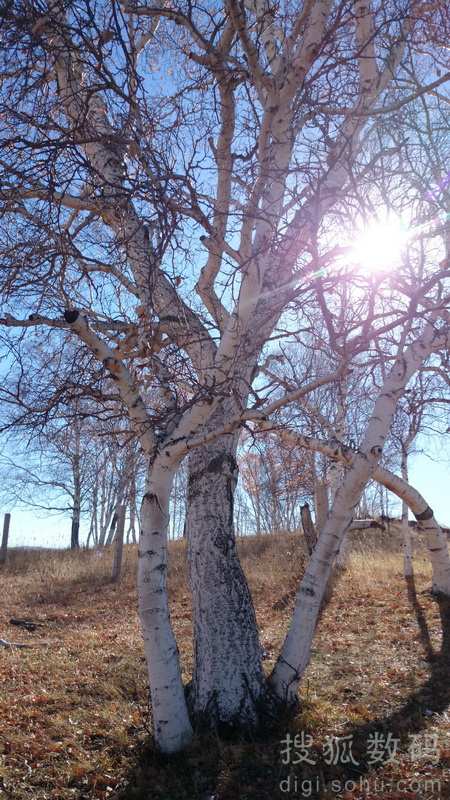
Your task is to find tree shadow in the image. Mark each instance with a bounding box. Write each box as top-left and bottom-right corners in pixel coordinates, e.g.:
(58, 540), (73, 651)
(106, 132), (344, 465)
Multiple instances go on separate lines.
(115, 574), (450, 799)
(404, 574), (436, 662)
(114, 734), (224, 800)
(328, 574), (450, 783)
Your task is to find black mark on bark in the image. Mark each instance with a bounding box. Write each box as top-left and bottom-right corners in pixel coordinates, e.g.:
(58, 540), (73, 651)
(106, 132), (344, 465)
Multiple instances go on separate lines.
(415, 505), (434, 521)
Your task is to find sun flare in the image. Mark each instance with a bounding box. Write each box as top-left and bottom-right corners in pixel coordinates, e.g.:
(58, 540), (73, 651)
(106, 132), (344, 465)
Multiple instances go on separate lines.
(350, 216), (409, 273)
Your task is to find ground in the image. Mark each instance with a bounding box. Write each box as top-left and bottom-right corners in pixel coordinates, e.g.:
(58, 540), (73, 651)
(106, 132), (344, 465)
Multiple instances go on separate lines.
(0, 530), (449, 800)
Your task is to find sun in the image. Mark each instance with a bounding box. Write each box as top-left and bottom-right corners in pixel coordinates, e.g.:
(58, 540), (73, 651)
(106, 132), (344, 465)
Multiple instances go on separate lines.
(350, 215), (409, 273)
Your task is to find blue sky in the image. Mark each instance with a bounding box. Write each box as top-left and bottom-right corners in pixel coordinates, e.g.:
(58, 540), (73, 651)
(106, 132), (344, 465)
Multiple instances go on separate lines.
(409, 439), (450, 527)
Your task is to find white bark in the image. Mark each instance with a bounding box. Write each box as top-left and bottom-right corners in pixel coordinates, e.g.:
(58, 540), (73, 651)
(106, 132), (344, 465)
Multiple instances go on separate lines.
(271, 439), (450, 598)
(92, 477), (99, 546)
(138, 460), (193, 752)
(354, 0), (378, 92)
(106, 461), (128, 546)
(97, 465), (117, 548)
(271, 457), (371, 703)
(270, 322), (450, 703)
(86, 516), (94, 549)
(375, 467), (450, 595)
(1, 0), (438, 755)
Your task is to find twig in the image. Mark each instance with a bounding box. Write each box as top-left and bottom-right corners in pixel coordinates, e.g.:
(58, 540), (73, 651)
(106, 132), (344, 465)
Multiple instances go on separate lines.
(0, 638), (54, 649)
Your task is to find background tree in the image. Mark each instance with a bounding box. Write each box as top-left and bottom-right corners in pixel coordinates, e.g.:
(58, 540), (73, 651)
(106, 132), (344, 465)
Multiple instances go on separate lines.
(239, 433), (314, 534)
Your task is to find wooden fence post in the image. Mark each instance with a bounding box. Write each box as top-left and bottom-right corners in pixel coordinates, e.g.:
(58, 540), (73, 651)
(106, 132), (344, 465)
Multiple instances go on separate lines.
(300, 503), (317, 556)
(111, 505), (125, 583)
(0, 513), (11, 565)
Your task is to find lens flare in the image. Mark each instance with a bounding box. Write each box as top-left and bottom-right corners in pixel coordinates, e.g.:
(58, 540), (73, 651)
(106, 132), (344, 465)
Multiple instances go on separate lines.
(350, 216), (409, 272)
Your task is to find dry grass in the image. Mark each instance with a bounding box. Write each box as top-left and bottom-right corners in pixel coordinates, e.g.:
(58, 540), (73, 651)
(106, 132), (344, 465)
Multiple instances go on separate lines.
(0, 532), (449, 799)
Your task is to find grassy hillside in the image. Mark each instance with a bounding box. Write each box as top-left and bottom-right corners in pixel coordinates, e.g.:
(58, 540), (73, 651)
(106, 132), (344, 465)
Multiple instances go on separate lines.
(0, 532), (449, 799)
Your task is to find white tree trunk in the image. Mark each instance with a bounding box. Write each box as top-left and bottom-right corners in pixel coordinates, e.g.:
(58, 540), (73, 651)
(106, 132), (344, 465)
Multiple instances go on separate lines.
(138, 461), (192, 752)
(270, 326), (446, 702)
(92, 478), (99, 547)
(106, 465), (129, 546)
(279, 439), (450, 597)
(186, 432), (266, 726)
(270, 460), (368, 703)
(375, 466), (450, 595)
(86, 516), (94, 549)
(126, 458), (138, 544)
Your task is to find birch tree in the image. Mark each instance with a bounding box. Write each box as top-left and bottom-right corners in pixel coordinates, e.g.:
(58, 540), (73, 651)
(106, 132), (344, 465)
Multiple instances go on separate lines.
(271, 423), (450, 594)
(269, 317), (450, 703)
(1, 0), (449, 753)
(239, 435), (313, 533)
(390, 372), (450, 575)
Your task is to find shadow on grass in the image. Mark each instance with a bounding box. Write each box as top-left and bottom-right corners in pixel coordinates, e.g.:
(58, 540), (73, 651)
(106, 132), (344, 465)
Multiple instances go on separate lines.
(24, 574), (114, 607)
(114, 697), (296, 800)
(17, 552), (137, 607)
(115, 576), (450, 800)
(318, 576), (450, 792)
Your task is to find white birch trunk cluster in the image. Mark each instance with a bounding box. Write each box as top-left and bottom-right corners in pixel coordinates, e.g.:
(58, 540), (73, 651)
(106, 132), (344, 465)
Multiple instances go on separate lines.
(1, 0), (450, 757)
